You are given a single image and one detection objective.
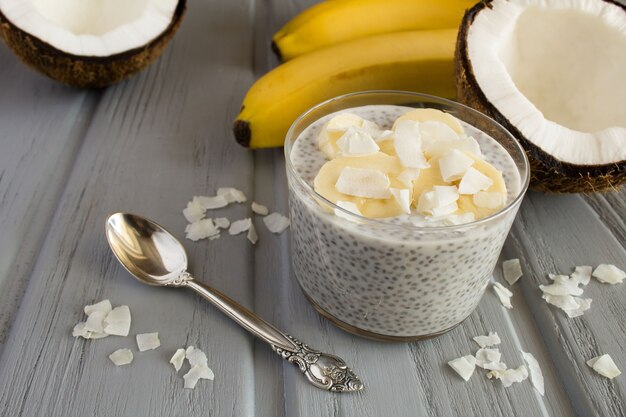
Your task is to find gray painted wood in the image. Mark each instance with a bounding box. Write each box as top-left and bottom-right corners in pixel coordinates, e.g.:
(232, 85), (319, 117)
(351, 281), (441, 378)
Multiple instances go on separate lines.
(0, 0), (625, 416)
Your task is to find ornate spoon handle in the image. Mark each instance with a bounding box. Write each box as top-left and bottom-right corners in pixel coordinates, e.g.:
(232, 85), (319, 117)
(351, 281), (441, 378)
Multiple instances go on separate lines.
(178, 274), (364, 392)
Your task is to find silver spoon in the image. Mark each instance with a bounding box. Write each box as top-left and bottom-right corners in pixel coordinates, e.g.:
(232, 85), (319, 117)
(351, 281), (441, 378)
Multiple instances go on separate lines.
(105, 212), (364, 392)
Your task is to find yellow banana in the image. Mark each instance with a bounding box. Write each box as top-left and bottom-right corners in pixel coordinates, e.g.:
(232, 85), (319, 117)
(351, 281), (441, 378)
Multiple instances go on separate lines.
(234, 29), (456, 149)
(272, 0), (473, 61)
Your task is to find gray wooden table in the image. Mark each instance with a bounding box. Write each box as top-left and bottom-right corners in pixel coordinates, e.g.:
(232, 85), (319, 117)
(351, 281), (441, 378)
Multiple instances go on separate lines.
(0, 1), (624, 416)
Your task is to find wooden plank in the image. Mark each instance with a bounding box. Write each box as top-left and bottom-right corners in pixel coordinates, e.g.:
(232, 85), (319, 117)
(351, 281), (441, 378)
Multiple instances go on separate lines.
(0, 43), (101, 348)
(507, 192), (626, 417)
(0, 1), (260, 415)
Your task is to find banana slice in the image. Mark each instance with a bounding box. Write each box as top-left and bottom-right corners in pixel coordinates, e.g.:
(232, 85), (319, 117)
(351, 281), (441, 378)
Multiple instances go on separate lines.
(314, 152), (411, 218)
(393, 108), (464, 134)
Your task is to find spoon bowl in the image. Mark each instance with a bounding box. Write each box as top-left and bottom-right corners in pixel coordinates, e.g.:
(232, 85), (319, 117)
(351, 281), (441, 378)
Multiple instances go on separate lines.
(105, 212), (187, 286)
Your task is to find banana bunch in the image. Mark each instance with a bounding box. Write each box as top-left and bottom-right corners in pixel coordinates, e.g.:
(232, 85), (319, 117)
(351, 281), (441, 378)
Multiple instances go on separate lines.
(234, 0), (474, 148)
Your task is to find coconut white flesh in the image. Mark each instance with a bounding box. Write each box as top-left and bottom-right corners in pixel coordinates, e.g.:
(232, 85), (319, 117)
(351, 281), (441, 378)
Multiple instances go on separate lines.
(503, 259), (523, 285)
(0, 0), (179, 57)
(136, 332), (160, 351)
(542, 293), (592, 318)
(217, 187), (247, 203)
(194, 195), (229, 210)
(183, 200), (205, 223)
(228, 218), (252, 235)
(246, 223), (259, 244)
(109, 349), (133, 366)
(571, 266), (592, 286)
(467, 0), (626, 165)
(251, 202), (269, 216)
(185, 346), (208, 367)
(473, 332), (501, 348)
(186, 219), (220, 241)
(170, 348), (186, 371)
(183, 365), (215, 389)
(448, 355), (477, 381)
(587, 354), (621, 379)
(84, 299), (112, 316)
(263, 213), (290, 234)
(475, 348), (507, 371)
(522, 351), (545, 395)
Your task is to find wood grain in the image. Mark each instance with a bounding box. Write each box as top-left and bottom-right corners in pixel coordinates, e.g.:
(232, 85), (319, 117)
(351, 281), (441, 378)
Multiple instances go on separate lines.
(0, 0), (624, 416)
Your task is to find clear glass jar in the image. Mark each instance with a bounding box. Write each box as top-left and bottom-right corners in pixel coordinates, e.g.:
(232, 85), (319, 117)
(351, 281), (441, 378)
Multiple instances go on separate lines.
(285, 91), (530, 341)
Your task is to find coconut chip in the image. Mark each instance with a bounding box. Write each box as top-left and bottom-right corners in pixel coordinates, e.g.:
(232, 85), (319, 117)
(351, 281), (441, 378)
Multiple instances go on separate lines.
(229, 218), (252, 235)
(251, 202), (269, 216)
(102, 305), (131, 336)
(109, 349), (133, 366)
(592, 264), (625, 284)
(194, 195), (229, 210)
(183, 365), (215, 389)
(217, 187), (247, 203)
(487, 365), (528, 387)
(170, 348), (186, 372)
(502, 259), (523, 285)
(390, 188), (411, 214)
(263, 213), (290, 234)
(417, 186), (459, 218)
(136, 332), (160, 351)
(439, 149), (474, 182)
(571, 265), (592, 286)
(587, 354), (621, 379)
(521, 351), (544, 395)
(335, 166), (391, 199)
(540, 275), (584, 296)
(397, 168), (420, 188)
(475, 348), (507, 371)
(493, 282), (513, 309)
(214, 217), (230, 229)
(542, 293), (591, 318)
(84, 310), (108, 333)
(334, 201), (362, 222)
(448, 355), (477, 381)
(473, 332), (501, 348)
(185, 346), (208, 366)
(336, 127), (380, 156)
(393, 120), (430, 169)
(185, 219), (220, 241)
(183, 199), (205, 223)
(458, 167), (493, 195)
(84, 299), (112, 316)
(442, 212), (475, 225)
(247, 223), (258, 244)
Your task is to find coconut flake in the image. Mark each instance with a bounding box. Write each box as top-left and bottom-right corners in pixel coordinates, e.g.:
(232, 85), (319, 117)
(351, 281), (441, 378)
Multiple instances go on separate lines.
(448, 355), (477, 381)
(592, 264), (625, 284)
(542, 293), (591, 318)
(72, 322), (107, 339)
(473, 192), (504, 209)
(473, 332), (501, 348)
(390, 188), (411, 214)
(475, 348), (507, 371)
(109, 349), (133, 366)
(217, 187), (247, 203)
(251, 202), (269, 216)
(522, 351), (544, 395)
(247, 223), (258, 244)
(458, 167), (493, 195)
(396, 168), (421, 188)
(263, 213), (290, 233)
(335, 166), (391, 198)
(325, 113), (364, 133)
(336, 127), (380, 156)
(194, 195), (229, 210)
(229, 218), (252, 235)
(185, 219), (220, 241)
(84, 299), (112, 316)
(503, 259), (523, 285)
(84, 310), (107, 333)
(183, 199), (205, 222)
(334, 201), (362, 222)
(540, 275), (584, 296)
(487, 365), (529, 387)
(443, 212), (475, 225)
(587, 354), (621, 379)
(183, 365), (215, 389)
(417, 186), (459, 217)
(103, 305), (131, 336)
(393, 120), (430, 169)
(571, 265), (592, 286)
(493, 282), (513, 309)
(170, 348), (186, 371)
(136, 332), (160, 351)
(439, 149), (474, 182)
(185, 346), (208, 366)
(214, 217), (230, 229)
(419, 120), (460, 147)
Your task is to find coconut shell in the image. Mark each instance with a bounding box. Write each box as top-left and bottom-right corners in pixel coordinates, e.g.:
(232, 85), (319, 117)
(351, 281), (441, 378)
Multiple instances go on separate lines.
(455, 0), (626, 193)
(0, 1), (186, 88)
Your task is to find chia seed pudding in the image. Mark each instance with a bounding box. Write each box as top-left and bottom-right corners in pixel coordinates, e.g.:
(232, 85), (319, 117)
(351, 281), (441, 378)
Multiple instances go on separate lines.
(285, 95), (528, 340)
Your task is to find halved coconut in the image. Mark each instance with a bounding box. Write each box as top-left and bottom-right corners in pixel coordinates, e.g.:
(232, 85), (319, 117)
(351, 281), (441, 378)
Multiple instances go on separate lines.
(456, 0), (626, 193)
(0, 0), (186, 88)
